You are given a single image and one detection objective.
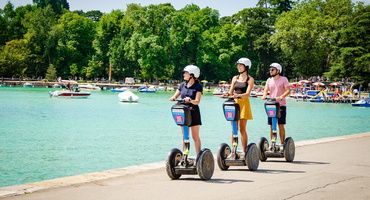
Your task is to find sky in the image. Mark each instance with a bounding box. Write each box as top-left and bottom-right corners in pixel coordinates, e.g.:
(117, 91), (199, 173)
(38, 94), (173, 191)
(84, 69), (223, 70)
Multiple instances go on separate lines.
(1, 0), (369, 17)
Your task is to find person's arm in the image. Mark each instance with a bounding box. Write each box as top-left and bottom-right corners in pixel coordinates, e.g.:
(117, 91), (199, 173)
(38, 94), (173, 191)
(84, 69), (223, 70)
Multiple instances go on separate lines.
(262, 79), (269, 100)
(169, 89), (181, 101)
(245, 76), (254, 97)
(277, 86), (290, 102)
(187, 91), (202, 105)
(222, 76), (236, 97)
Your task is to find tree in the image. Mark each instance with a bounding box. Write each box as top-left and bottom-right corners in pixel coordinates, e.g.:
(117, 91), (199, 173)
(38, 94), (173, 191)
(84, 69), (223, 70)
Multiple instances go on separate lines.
(84, 59), (103, 79)
(232, 7), (277, 80)
(94, 10), (125, 79)
(54, 12), (96, 78)
(33, 0), (69, 15)
(257, 0), (293, 14)
(0, 39), (31, 77)
(21, 6), (57, 78)
(326, 4), (370, 81)
(270, 0), (353, 78)
(124, 3), (176, 81)
(45, 63), (57, 81)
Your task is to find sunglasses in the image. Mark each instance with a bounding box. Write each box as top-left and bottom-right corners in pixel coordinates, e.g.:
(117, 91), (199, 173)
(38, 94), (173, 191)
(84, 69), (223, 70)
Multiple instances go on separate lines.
(269, 68), (276, 71)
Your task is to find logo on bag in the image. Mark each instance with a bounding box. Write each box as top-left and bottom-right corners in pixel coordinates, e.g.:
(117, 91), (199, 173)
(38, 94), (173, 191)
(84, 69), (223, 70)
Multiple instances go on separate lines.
(225, 111), (234, 120)
(267, 110), (275, 117)
(175, 115), (184, 124)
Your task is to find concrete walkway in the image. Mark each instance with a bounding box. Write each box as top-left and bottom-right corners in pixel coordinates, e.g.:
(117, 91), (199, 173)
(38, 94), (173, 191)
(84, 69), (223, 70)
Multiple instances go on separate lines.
(1, 132), (370, 200)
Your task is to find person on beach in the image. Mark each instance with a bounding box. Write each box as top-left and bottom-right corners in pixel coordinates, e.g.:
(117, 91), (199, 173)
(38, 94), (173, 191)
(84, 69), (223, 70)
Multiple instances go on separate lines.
(262, 63), (290, 145)
(221, 58), (254, 155)
(169, 65), (203, 154)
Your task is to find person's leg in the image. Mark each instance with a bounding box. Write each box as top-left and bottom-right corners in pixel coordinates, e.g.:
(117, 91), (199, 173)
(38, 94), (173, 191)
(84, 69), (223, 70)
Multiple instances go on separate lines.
(239, 119), (248, 152)
(191, 125), (201, 154)
(269, 125), (273, 140)
(278, 106), (287, 144)
(278, 124), (286, 144)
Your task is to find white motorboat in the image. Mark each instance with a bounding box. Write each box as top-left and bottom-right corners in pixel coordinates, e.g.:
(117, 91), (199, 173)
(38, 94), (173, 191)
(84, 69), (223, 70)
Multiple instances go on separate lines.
(157, 86), (166, 91)
(78, 84), (101, 91)
(52, 83), (62, 88)
(118, 91), (139, 102)
(111, 87), (136, 92)
(49, 90), (91, 98)
(139, 86), (156, 93)
(49, 80), (91, 98)
(23, 82), (34, 87)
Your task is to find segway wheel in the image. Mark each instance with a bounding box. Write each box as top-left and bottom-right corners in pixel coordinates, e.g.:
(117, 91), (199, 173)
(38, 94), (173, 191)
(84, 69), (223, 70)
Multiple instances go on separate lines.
(196, 148), (214, 180)
(245, 143), (259, 171)
(283, 137), (295, 162)
(166, 148), (182, 179)
(216, 143), (230, 170)
(258, 137), (268, 162)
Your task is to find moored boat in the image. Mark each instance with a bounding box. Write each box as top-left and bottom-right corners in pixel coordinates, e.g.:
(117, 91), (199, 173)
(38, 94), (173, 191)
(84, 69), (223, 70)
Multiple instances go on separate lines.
(49, 80), (91, 98)
(118, 91), (139, 102)
(49, 90), (91, 98)
(139, 86), (156, 93)
(111, 87), (130, 93)
(78, 84), (101, 91)
(351, 98), (370, 107)
(23, 82), (34, 87)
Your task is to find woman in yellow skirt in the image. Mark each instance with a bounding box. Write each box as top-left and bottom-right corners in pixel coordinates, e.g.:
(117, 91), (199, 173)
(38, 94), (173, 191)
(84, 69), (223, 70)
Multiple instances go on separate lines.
(222, 58), (254, 154)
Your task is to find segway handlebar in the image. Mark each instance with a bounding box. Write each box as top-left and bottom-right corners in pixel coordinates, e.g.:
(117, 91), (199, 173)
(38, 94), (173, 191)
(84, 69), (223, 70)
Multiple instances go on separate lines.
(221, 95), (242, 100)
(266, 98), (276, 101)
(173, 99), (186, 103)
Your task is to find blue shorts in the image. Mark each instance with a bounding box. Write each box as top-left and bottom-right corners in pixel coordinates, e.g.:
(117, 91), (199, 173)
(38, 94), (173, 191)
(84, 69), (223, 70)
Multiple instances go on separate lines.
(268, 106), (286, 125)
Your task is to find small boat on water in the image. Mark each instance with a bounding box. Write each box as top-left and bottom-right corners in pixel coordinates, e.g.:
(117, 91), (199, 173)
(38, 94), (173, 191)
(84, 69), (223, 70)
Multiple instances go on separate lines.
(111, 87), (137, 92)
(351, 98), (370, 107)
(49, 80), (91, 98)
(23, 82), (34, 87)
(139, 86), (156, 93)
(157, 86), (166, 91)
(52, 83), (62, 88)
(111, 87), (129, 93)
(49, 90), (91, 98)
(78, 84), (101, 91)
(118, 91), (139, 102)
(166, 87), (174, 91)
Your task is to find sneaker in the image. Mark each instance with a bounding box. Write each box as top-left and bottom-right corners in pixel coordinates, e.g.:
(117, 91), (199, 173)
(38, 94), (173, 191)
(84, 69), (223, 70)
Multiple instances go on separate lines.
(239, 152), (245, 160)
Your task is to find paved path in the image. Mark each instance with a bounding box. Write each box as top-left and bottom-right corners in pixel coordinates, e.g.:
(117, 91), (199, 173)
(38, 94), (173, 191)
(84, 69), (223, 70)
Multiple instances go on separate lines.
(1, 132), (370, 200)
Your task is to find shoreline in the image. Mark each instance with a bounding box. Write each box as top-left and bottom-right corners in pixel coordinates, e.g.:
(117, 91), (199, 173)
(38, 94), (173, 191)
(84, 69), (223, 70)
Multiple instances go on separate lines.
(1, 132), (369, 198)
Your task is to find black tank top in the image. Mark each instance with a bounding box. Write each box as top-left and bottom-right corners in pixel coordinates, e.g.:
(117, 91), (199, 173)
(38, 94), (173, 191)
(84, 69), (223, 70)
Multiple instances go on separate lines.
(234, 76), (249, 94)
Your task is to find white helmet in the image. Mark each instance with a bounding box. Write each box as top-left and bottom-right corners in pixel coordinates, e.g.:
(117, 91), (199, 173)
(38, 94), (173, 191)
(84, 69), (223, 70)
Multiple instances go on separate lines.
(270, 63), (282, 72)
(237, 58), (252, 69)
(183, 65), (200, 78)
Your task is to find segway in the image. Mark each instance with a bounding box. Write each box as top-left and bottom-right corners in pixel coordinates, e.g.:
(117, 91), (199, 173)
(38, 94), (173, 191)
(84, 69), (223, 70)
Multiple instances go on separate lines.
(166, 99), (214, 180)
(258, 98), (295, 162)
(216, 97), (259, 171)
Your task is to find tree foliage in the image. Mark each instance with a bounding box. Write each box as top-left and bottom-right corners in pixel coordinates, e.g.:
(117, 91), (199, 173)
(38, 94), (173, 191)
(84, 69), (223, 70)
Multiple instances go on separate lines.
(0, 0), (368, 84)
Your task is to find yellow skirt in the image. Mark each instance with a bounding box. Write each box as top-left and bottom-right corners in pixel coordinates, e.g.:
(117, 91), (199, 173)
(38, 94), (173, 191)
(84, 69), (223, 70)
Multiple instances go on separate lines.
(235, 97), (253, 120)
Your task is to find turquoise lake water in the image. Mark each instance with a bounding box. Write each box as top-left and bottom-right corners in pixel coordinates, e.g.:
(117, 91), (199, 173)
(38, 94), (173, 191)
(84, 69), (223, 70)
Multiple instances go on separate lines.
(0, 87), (369, 187)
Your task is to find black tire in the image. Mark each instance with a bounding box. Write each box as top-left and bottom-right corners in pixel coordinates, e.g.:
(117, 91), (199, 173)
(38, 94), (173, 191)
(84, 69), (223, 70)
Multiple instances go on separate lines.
(258, 137), (268, 162)
(245, 143), (259, 171)
(283, 137), (295, 162)
(216, 143), (230, 170)
(165, 148), (182, 179)
(196, 148), (215, 180)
